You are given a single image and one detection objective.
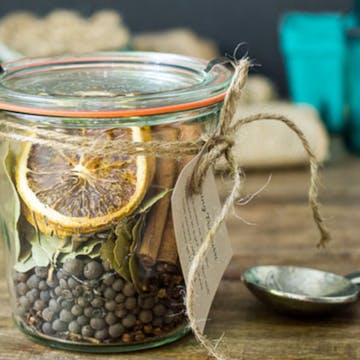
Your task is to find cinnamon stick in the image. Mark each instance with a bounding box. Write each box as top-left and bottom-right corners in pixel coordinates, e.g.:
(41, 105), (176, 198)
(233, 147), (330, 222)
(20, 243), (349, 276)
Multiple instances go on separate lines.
(155, 123), (203, 269)
(178, 123), (203, 168)
(138, 127), (178, 268)
(138, 124), (203, 269)
(156, 210), (178, 267)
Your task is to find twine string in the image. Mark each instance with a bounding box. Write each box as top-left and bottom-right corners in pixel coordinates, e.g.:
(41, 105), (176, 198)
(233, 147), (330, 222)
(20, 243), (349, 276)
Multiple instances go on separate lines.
(0, 58), (330, 360)
(184, 59), (330, 360)
(0, 121), (204, 156)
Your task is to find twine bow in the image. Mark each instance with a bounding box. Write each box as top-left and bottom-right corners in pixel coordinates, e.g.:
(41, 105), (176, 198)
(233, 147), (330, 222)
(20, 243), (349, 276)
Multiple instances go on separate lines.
(185, 59), (330, 360)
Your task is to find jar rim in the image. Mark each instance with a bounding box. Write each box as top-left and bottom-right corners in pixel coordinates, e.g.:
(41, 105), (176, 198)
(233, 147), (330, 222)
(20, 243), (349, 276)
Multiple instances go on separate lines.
(0, 52), (232, 119)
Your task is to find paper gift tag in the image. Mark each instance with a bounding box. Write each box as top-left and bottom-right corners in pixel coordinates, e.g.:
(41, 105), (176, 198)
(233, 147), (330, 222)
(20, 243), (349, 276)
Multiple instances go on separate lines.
(171, 154), (233, 334)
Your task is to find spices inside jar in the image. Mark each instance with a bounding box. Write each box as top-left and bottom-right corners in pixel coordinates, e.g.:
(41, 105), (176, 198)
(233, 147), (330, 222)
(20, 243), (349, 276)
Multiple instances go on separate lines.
(0, 52), (232, 352)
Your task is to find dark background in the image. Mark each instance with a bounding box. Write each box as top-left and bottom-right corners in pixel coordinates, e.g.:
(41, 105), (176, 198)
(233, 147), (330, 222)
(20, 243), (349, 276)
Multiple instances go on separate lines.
(0, 0), (353, 94)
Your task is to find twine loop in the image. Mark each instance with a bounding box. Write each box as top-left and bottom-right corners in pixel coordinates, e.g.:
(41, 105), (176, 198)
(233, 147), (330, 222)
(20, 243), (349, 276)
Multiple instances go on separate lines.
(183, 58), (330, 360)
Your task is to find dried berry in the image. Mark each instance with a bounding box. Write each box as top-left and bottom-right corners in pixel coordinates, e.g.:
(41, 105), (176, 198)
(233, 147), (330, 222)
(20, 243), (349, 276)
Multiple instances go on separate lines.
(112, 279), (124, 292)
(71, 304), (83, 317)
(67, 277), (78, 289)
(84, 307), (94, 318)
(83, 261), (103, 280)
(59, 309), (75, 323)
(68, 320), (81, 334)
(139, 310), (153, 324)
(63, 258), (84, 277)
(77, 296), (89, 308)
(40, 290), (51, 302)
(77, 315), (89, 327)
(34, 299), (46, 312)
(139, 296), (155, 310)
(122, 283), (135, 297)
(26, 274), (40, 289)
(49, 299), (61, 313)
(153, 303), (166, 317)
(95, 328), (108, 340)
(81, 325), (94, 337)
(124, 297), (137, 310)
(115, 293), (125, 303)
(42, 308), (55, 322)
(121, 333), (132, 343)
(105, 300), (116, 312)
(46, 278), (58, 288)
(35, 267), (48, 279)
(105, 312), (117, 326)
(42, 322), (54, 335)
(52, 319), (67, 332)
(109, 323), (125, 338)
(91, 297), (104, 308)
(115, 308), (127, 319)
(122, 314), (136, 328)
(102, 273), (114, 286)
(14, 272), (28, 283)
(16, 283), (28, 296)
(103, 287), (116, 299)
(90, 318), (106, 331)
(26, 288), (39, 303)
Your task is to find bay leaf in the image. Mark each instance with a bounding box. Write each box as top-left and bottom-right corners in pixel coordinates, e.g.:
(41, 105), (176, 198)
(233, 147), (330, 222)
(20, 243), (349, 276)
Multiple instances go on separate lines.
(100, 237), (116, 267)
(71, 233), (95, 249)
(115, 218), (133, 237)
(17, 239), (32, 263)
(76, 237), (102, 255)
(17, 217), (35, 263)
(129, 214), (147, 292)
(130, 213), (146, 254)
(0, 140), (21, 262)
(129, 257), (150, 293)
(31, 236), (51, 267)
(0, 217), (11, 255)
(136, 188), (172, 214)
(39, 234), (64, 260)
(87, 243), (102, 259)
(60, 237), (103, 263)
(113, 223), (133, 282)
(129, 253), (144, 293)
(15, 217), (38, 272)
(14, 255), (36, 273)
(6, 142), (22, 259)
(29, 233), (66, 267)
(14, 221), (36, 272)
(60, 236), (73, 253)
(99, 189), (170, 284)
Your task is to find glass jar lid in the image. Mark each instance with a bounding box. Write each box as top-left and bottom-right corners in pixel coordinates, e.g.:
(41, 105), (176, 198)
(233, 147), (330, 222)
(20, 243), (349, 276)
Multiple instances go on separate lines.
(0, 52), (232, 118)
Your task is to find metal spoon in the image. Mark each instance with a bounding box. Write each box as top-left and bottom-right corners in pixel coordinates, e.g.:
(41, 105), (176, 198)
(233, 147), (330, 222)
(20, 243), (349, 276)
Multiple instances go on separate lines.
(242, 265), (360, 315)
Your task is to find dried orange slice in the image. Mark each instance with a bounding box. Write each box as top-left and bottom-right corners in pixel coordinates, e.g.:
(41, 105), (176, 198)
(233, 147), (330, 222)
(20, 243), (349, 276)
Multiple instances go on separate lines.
(16, 127), (154, 237)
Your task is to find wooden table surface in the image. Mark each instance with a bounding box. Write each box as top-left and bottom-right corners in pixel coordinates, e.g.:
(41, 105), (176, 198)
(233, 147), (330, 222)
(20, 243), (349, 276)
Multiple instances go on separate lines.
(1, 139), (360, 360)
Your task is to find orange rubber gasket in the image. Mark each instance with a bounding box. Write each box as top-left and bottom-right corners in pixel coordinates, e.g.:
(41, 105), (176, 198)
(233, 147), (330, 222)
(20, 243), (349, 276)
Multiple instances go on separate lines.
(0, 92), (226, 118)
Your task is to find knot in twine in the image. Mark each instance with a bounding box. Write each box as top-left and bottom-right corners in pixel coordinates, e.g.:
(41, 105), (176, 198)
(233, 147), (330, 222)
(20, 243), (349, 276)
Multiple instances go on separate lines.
(185, 58), (331, 360)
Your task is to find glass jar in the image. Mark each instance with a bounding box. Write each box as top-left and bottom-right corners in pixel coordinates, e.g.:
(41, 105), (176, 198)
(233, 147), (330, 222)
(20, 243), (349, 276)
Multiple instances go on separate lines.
(0, 52), (231, 352)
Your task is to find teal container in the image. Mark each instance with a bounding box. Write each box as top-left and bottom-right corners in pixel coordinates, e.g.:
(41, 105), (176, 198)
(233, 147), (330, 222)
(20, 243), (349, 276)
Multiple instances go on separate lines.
(356, 0), (360, 21)
(346, 28), (360, 153)
(280, 13), (349, 133)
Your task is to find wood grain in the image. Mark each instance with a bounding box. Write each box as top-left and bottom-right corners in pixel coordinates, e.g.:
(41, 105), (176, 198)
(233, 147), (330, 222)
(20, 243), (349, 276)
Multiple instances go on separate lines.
(1, 139), (360, 360)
